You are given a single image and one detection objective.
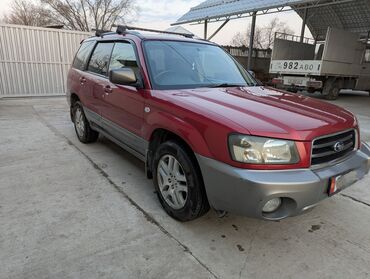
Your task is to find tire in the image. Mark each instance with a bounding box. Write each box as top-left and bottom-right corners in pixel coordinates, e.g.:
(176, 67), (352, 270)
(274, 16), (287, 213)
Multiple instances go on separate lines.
(323, 78), (341, 100)
(287, 87), (298, 93)
(152, 140), (209, 221)
(72, 101), (99, 143)
(307, 87), (316, 94)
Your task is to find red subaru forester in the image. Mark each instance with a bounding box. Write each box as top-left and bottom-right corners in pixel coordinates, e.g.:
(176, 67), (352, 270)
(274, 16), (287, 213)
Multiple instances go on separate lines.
(67, 26), (370, 221)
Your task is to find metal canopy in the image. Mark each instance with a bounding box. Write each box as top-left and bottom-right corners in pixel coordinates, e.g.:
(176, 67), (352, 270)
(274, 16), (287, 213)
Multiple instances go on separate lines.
(295, 0), (370, 40)
(173, 0), (370, 39)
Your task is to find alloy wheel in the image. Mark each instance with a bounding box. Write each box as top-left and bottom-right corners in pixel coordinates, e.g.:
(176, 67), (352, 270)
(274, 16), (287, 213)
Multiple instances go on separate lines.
(157, 154), (188, 210)
(74, 107), (85, 138)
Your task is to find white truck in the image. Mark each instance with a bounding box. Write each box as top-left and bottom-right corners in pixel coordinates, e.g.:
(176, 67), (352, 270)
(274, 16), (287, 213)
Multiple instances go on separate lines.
(270, 28), (370, 100)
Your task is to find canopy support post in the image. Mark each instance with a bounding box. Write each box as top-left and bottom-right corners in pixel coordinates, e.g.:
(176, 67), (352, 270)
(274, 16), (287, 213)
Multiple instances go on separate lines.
(208, 19), (230, 41)
(204, 19), (208, 39)
(300, 8), (308, 43)
(247, 12), (257, 70)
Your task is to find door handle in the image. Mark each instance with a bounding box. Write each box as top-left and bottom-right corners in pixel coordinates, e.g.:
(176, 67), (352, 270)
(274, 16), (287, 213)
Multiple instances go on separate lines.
(104, 85), (113, 94)
(79, 76), (86, 84)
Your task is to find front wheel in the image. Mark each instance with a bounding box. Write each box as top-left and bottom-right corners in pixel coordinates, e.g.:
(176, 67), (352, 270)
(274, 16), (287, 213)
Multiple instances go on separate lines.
(72, 101), (99, 143)
(153, 140), (209, 221)
(307, 87), (316, 94)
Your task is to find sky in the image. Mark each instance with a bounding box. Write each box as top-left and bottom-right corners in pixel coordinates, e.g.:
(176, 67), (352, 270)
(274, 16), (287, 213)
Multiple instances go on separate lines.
(0, 0), (309, 45)
(134, 0), (310, 45)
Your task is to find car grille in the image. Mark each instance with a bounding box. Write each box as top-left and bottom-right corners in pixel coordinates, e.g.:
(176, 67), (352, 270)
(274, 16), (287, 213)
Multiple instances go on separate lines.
(311, 129), (356, 166)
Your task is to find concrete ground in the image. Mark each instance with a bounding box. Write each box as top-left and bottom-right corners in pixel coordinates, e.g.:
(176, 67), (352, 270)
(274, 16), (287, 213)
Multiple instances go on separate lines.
(0, 92), (370, 279)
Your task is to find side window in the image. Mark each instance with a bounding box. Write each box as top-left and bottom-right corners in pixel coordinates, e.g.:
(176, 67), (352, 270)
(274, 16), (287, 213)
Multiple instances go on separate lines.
(109, 42), (138, 72)
(72, 41), (95, 70)
(87, 43), (114, 76)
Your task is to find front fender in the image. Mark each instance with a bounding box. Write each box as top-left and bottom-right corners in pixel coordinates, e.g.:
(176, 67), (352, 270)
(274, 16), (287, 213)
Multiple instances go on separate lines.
(143, 110), (213, 158)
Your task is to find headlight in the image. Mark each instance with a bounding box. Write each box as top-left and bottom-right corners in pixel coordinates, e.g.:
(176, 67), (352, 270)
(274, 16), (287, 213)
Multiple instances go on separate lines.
(229, 135), (300, 164)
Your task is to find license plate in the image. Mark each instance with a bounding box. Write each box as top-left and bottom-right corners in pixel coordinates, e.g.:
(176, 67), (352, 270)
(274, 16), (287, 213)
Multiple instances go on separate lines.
(270, 60), (322, 75)
(328, 170), (359, 196)
(283, 76), (309, 86)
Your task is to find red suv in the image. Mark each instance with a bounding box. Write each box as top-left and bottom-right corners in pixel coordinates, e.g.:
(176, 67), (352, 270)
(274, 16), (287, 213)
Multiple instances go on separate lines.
(67, 26), (370, 221)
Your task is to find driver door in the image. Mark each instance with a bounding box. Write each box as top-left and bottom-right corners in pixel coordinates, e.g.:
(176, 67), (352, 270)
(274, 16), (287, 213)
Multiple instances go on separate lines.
(100, 41), (146, 155)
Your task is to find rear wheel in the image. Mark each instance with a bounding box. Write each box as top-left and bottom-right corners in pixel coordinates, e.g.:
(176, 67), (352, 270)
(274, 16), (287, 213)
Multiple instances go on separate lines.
(153, 140), (209, 221)
(323, 78), (342, 100)
(72, 101), (99, 143)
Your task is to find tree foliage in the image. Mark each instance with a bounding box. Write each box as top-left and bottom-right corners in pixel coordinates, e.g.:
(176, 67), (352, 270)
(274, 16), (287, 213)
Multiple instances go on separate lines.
(231, 17), (294, 49)
(3, 0), (136, 31)
(41, 0), (136, 31)
(3, 0), (55, 27)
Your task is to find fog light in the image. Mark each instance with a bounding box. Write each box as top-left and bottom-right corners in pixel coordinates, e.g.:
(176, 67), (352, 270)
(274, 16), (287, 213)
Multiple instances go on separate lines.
(262, 198), (282, 213)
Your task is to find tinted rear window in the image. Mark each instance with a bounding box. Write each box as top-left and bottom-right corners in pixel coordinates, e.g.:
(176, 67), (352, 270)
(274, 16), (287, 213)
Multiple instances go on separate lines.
(72, 41), (95, 70)
(87, 43), (114, 76)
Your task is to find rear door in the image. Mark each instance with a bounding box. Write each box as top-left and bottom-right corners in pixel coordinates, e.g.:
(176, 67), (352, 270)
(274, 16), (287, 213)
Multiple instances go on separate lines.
(85, 42), (115, 125)
(98, 41), (147, 155)
(68, 40), (96, 111)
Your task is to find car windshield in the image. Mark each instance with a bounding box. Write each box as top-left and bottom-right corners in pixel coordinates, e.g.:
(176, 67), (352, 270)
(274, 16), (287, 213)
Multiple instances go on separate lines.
(143, 40), (257, 90)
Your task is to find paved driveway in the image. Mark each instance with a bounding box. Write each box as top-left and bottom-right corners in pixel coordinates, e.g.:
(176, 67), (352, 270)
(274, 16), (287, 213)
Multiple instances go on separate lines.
(1, 94), (370, 279)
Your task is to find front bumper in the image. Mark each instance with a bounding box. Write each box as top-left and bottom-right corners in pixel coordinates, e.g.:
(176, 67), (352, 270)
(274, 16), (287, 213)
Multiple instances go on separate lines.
(197, 143), (370, 220)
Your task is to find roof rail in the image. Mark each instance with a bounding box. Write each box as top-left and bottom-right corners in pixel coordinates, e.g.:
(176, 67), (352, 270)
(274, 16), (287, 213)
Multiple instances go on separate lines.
(93, 29), (115, 37)
(115, 25), (194, 38)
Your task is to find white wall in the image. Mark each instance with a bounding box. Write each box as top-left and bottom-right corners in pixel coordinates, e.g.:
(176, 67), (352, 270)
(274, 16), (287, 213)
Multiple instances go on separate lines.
(0, 24), (90, 97)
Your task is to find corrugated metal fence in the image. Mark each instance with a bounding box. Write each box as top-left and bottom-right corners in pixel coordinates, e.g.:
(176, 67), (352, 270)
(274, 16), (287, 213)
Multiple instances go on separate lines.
(0, 24), (90, 97)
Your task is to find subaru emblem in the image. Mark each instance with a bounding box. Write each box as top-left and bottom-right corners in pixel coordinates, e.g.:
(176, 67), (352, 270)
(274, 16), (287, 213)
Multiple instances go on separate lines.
(333, 141), (345, 152)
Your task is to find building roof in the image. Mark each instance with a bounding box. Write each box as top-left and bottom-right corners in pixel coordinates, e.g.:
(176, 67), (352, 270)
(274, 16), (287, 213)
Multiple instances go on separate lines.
(165, 26), (194, 36)
(174, 0), (370, 39)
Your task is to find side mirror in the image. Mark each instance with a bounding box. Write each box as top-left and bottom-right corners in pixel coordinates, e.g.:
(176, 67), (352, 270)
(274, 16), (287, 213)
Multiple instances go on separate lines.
(109, 68), (138, 86)
(248, 70), (256, 78)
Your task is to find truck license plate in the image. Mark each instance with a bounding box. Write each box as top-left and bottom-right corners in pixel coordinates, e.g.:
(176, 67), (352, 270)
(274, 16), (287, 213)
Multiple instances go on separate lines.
(283, 76), (309, 86)
(328, 170), (358, 196)
(270, 60), (322, 75)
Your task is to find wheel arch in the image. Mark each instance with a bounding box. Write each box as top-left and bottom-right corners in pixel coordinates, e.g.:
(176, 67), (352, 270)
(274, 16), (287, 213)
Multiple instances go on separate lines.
(146, 128), (205, 181)
(70, 93), (80, 106)
(69, 93), (80, 121)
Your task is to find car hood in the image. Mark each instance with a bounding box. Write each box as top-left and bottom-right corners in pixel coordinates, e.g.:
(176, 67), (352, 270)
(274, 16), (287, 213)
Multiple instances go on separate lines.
(155, 86), (357, 141)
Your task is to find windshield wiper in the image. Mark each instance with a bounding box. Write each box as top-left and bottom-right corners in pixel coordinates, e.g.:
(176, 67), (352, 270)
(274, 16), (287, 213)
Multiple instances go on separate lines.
(210, 83), (245, 88)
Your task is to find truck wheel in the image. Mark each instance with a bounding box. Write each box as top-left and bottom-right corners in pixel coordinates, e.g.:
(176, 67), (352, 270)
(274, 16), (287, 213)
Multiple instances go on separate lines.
(72, 101), (99, 143)
(323, 78), (341, 100)
(307, 87), (316, 94)
(325, 87), (340, 100)
(153, 140), (209, 221)
(287, 87), (298, 93)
